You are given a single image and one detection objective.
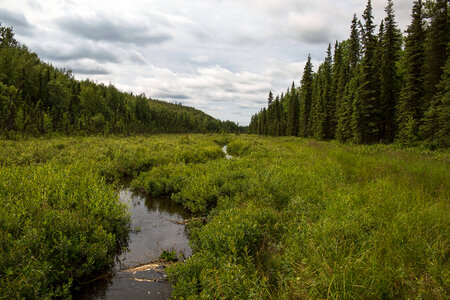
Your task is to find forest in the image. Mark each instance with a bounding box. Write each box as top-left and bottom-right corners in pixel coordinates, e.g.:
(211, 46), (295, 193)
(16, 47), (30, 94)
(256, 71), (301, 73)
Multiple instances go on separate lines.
(0, 25), (241, 136)
(249, 0), (449, 148)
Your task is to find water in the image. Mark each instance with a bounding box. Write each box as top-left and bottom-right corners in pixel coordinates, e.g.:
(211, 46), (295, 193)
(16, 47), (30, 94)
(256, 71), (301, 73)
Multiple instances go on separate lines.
(76, 189), (191, 299)
(222, 145), (232, 159)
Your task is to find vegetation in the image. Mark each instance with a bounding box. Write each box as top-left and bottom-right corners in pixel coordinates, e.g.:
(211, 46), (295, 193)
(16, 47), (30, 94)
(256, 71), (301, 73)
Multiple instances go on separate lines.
(0, 134), (448, 298)
(249, 0), (449, 148)
(132, 135), (448, 299)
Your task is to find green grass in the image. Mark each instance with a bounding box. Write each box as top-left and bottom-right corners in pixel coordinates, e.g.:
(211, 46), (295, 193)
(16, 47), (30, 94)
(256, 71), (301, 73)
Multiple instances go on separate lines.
(0, 134), (448, 299)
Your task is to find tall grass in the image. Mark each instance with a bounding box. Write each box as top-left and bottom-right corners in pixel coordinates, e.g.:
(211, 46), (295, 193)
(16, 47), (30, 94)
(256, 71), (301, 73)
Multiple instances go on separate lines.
(0, 135), (448, 298)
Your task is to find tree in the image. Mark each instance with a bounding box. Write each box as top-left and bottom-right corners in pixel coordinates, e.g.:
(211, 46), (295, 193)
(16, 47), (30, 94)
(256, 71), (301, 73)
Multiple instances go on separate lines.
(267, 91), (274, 106)
(352, 0), (380, 143)
(299, 55), (314, 137)
(286, 83), (299, 136)
(379, 0), (402, 142)
(420, 43), (450, 147)
(424, 0), (449, 101)
(336, 17), (360, 142)
(349, 14), (361, 69)
(397, 0), (426, 143)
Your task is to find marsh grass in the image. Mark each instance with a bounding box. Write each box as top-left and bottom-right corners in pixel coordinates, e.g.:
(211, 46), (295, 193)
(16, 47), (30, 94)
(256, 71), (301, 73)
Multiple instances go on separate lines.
(0, 134), (448, 299)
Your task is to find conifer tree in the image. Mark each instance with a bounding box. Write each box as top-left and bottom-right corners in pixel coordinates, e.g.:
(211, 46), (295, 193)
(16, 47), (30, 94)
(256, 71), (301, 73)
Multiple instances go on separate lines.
(336, 17), (360, 142)
(299, 55), (314, 137)
(424, 0), (449, 101)
(287, 82), (299, 136)
(267, 91), (274, 106)
(349, 14), (361, 69)
(397, 0), (426, 143)
(330, 42), (343, 138)
(379, 0), (402, 142)
(310, 65), (326, 139)
(267, 91), (274, 135)
(323, 44), (334, 139)
(420, 45), (450, 147)
(352, 0), (380, 143)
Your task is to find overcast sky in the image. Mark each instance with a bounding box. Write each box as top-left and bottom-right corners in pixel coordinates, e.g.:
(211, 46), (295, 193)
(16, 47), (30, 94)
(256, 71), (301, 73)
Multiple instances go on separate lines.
(0, 0), (413, 125)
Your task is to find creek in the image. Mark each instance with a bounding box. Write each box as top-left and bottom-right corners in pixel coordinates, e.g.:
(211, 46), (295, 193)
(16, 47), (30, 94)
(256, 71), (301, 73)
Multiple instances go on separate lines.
(76, 188), (191, 299)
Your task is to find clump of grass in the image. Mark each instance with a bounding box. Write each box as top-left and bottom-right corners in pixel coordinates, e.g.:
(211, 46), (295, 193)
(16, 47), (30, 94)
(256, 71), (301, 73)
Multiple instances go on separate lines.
(160, 250), (178, 262)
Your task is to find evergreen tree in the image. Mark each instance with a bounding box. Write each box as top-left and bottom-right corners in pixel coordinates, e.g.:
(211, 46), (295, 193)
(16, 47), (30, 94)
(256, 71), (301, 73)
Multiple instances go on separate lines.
(352, 0), (380, 143)
(420, 45), (450, 147)
(310, 65), (326, 139)
(397, 0), (426, 143)
(349, 14), (361, 69)
(268, 91), (274, 105)
(379, 0), (402, 142)
(287, 82), (299, 136)
(323, 44), (334, 139)
(424, 0), (449, 101)
(336, 18), (360, 142)
(299, 55), (314, 137)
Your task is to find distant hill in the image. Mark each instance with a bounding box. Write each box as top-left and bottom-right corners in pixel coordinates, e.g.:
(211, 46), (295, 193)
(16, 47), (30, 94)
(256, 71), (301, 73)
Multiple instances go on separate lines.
(0, 24), (240, 136)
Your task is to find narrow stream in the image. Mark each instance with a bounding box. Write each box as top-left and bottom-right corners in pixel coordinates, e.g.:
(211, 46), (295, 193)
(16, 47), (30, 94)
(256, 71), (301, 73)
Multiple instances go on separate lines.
(77, 146), (230, 299)
(76, 189), (192, 299)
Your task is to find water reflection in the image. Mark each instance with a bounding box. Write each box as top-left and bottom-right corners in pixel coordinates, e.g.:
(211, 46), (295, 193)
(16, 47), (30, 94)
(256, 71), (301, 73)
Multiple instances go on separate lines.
(116, 189), (192, 270)
(77, 189), (191, 299)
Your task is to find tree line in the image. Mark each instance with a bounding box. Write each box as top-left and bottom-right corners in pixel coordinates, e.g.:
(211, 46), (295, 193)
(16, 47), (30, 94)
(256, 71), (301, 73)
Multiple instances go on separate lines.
(249, 0), (449, 147)
(0, 25), (241, 136)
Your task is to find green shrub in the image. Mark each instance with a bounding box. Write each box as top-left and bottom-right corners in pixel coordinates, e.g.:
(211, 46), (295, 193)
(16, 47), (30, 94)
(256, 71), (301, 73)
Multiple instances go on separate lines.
(0, 163), (130, 298)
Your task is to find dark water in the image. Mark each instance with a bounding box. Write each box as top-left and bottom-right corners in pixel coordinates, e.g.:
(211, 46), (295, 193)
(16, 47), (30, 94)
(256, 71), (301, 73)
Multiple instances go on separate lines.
(76, 189), (191, 299)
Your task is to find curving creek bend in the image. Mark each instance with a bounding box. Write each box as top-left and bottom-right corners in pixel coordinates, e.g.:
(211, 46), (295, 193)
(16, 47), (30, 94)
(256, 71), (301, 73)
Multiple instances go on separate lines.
(75, 146), (231, 299)
(76, 188), (192, 299)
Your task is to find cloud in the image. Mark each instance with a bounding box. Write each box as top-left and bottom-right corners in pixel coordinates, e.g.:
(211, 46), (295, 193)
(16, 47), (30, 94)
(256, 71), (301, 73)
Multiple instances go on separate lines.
(191, 55), (209, 64)
(35, 42), (120, 63)
(128, 51), (148, 64)
(57, 12), (173, 46)
(26, 0), (42, 10)
(153, 93), (190, 100)
(0, 8), (34, 36)
(287, 12), (336, 44)
(70, 65), (110, 75)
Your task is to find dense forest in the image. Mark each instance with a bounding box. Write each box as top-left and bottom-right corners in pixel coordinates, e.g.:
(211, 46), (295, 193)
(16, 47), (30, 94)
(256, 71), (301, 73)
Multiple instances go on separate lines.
(249, 0), (449, 148)
(0, 25), (241, 136)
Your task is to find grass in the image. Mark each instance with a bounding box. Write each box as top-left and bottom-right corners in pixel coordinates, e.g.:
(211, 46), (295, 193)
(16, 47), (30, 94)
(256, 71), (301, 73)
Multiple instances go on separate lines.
(0, 134), (448, 299)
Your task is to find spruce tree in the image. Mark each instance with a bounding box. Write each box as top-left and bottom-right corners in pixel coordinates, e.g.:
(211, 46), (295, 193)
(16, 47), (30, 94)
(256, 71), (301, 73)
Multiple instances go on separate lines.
(352, 0), (380, 144)
(287, 82), (299, 136)
(420, 43), (450, 147)
(322, 44), (334, 139)
(379, 0), (402, 142)
(330, 41), (343, 139)
(267, 91), (274, 135)
(267, 91), (274, 106)
(299, 55), (314, 137)
(424, 0), (449, 101)
(310, 65), (326, 139)
(336, 17), (360, 142)
(397, 0), (426, 143)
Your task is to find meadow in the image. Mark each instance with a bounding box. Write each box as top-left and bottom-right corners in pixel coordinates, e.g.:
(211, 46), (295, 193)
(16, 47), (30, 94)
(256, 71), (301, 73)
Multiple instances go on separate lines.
(0, 134), (448, 299)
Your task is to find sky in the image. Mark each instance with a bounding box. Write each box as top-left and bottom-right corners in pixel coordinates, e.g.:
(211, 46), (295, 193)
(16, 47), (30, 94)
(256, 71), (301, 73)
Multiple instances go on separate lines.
(0, 0), (414, 125)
